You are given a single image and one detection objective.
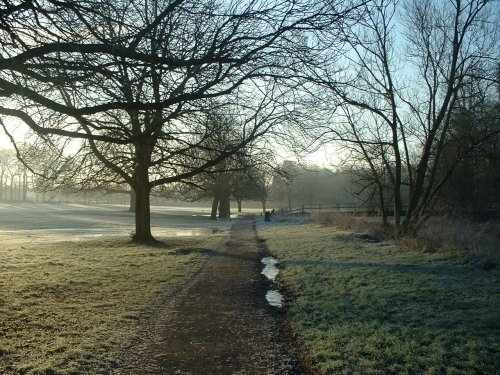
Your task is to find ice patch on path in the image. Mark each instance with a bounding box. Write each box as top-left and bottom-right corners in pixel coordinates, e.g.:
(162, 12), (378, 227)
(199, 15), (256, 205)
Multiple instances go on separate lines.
(261, 256), (283, 308)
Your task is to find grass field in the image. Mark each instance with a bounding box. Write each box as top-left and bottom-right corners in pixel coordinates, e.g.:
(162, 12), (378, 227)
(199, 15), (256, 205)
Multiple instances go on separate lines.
(0, 235), (222, 374)
(258, 222), (500, 375)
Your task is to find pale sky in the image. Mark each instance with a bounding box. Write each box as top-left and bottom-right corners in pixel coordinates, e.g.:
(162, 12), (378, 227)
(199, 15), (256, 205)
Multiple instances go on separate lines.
(1, 114), (338, 168)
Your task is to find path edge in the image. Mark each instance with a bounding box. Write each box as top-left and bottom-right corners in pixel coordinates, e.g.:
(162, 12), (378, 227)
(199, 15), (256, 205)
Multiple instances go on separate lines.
(255, 231), (323, 375)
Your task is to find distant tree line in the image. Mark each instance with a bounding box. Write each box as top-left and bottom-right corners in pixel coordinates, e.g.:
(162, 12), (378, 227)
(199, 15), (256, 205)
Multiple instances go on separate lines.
(436, 78), (500, 220)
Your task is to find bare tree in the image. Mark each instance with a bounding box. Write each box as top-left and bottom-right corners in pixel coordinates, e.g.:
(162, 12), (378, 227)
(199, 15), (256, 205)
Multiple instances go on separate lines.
(302, 0), (498, 234)
(0, 0), (360, 242)
(271, 160), (300, 211)
(170, 108), (276, 219)
(0, 148), (11, 200)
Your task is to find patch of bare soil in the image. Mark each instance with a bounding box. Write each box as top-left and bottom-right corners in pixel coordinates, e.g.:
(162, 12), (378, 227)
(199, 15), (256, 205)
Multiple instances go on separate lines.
(114, 218), (305, 374)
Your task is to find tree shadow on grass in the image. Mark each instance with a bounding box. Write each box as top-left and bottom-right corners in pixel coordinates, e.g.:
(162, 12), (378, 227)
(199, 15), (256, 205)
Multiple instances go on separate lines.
(282, 259), (485, 277)
(171, 247), (259, 262)
(171, 247), (217, 256)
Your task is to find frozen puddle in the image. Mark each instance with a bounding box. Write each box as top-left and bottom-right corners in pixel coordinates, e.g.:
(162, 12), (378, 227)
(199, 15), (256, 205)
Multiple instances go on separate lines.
(261, 257), (279, 279)
(261, 257), (283, 308)
(265, 290), (283, 308)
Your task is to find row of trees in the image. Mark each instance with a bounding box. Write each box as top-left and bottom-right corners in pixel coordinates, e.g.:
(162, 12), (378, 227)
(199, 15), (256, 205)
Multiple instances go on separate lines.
(0, 143), (375, 214)
(170, 160), (380, 216)
(0, 146), (102, 203)
(438, 88), (500, 220)
(0, 0), (497, 240)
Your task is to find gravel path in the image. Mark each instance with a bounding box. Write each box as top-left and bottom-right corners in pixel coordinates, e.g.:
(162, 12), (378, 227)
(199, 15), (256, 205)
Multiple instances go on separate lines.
(115, 218), (305, 374)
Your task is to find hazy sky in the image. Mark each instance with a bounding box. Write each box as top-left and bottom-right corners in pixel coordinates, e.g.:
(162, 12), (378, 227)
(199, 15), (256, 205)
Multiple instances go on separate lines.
(0, 114), (339, 168)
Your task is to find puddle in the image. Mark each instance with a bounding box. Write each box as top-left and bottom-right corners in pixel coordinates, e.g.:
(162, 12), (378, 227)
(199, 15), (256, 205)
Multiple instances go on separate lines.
(166, 229), (212, 236)
(265, 290), (283, 308)
(261, 257), (279, 280)
(261, 256), (283, 308)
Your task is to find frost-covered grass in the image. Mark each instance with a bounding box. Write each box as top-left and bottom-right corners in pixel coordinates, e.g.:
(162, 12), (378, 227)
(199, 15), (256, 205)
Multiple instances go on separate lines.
(0, 202), (232, 241)
(0, 235), (221, 374)
(259, 222), (500, 375)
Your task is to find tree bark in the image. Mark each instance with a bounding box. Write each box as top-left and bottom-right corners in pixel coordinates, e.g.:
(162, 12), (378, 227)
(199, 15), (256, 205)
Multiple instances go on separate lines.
(133, 180), (154, 243)
(237, 198), (242, 213)
(132, 146), (155, 243)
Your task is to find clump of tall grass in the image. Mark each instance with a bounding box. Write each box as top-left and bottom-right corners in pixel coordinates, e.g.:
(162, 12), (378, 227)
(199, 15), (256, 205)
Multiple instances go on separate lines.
(415, 217), (499, 269)
(313, 212), (499, 269)
(311, 211), (389, 239)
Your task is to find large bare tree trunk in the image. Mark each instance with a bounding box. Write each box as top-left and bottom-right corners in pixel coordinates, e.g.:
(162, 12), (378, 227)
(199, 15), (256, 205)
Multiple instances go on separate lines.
(133, 181), (154, 243)
(132, 148), (155, 243)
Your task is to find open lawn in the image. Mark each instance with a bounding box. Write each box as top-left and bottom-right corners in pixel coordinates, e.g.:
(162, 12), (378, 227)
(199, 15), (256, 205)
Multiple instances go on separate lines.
(0, 237), (223, 374)
(0, 202), (232, 242)
(258, 222), (500, 375)
(0, 203), (226, 374)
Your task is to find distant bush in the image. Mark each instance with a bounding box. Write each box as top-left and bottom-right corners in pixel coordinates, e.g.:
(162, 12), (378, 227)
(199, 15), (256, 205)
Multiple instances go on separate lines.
(312, 212), (499, 269)
(415, 217), (499, 269)
(312, 211), (357, 226)
(311, 211), (390, 238)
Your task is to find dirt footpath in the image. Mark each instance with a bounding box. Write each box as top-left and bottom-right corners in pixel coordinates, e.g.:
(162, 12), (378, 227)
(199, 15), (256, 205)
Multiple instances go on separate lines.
(116, 218), (306, 375)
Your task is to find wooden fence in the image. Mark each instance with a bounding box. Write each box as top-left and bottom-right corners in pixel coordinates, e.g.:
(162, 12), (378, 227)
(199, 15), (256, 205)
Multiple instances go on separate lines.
(283, 203), (379, 215)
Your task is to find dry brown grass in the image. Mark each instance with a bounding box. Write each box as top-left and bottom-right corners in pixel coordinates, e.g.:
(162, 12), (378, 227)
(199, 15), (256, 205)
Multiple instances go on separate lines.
(311, 212), (499, 270)
(414, 217), (500, 269)
(311, 211), (389, 239)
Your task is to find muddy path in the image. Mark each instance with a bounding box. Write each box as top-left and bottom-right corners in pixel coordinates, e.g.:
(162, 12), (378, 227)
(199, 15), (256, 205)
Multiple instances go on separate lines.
(115, 218), (306, 374)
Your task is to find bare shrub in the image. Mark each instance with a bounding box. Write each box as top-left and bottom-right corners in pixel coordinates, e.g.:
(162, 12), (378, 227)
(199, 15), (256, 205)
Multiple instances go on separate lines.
(416, 217), (500, 269)
(311, 212), (389, 238)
